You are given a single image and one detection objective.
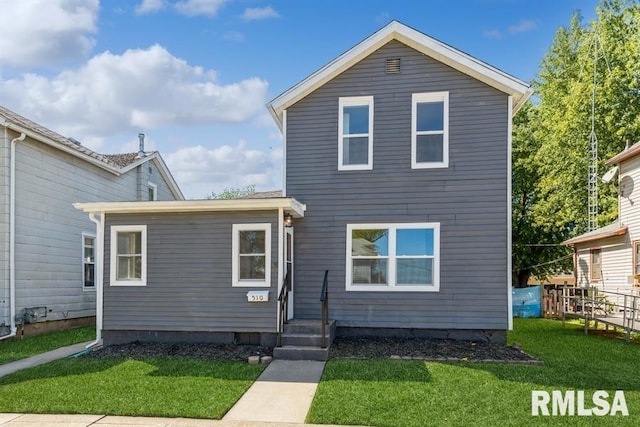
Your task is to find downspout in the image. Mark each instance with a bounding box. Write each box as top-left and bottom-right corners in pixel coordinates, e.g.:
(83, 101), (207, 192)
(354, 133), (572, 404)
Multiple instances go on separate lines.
(0, 131), (26, 341)
(86, 212), (104, 348)
(276, 208), (284, 330)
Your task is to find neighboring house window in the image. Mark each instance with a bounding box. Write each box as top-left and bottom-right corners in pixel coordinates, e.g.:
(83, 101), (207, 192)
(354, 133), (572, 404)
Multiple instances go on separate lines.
(412, 92), (449, 169)
(634, 241), (640, 277)
(590, 248), (602, 281)
(82, 233), (96, 289)
(346, 223), (440, 292)
(232, 224), (271, 287)
(148, 182), (157, 201)
(338, 96), (374, 170)
(110, 225), (147, 286)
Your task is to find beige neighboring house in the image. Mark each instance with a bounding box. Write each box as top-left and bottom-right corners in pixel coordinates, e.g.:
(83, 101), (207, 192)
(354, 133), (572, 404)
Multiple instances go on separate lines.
(564, 141), (640, 295)
(0, 105), (183, 339)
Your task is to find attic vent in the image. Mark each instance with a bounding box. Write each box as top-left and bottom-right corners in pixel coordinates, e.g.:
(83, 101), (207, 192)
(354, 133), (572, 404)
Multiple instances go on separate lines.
(386, 58), (401, 74)
(68, 138), (82, 145)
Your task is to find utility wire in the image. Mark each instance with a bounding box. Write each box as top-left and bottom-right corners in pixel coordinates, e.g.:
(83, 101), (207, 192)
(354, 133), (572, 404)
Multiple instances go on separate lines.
(522, 254), (573, 270)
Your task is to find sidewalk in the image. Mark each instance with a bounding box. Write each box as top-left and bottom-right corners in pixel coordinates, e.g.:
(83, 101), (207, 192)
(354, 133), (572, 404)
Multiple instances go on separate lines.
(0, 346), (354, 426)
(0, 413), (350, 426)
(0, 342), (91, 378)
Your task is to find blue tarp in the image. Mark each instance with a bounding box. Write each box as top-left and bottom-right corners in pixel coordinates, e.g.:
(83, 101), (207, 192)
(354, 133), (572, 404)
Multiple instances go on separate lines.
(512, 285), (542, 318)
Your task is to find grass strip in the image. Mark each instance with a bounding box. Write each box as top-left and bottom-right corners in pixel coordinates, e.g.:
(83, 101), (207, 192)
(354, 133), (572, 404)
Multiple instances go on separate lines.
(0, 357), (264, 419)
(0, 326), (94, 365)
(308, 318), (640, 426)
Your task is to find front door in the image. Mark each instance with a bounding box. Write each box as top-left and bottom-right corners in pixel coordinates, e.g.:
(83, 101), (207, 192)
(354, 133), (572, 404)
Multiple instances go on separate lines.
(285, 227), (294, 320)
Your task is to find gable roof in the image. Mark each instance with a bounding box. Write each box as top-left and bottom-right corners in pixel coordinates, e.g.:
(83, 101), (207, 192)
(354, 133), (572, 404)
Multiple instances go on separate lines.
(0, 105), (184, 200)
(268, 21), (532, 130)
(605, 141), (640, 166)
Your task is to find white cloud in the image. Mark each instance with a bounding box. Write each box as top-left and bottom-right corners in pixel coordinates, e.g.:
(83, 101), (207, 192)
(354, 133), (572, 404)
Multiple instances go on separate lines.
(508, 19), (538, 35)
(0, 0), (99, 68)
(165, 141), (282, 198)
(241, 6), (280, 21)
(174, 0), (227, 17)
(0, 45), (269, 149)
(223, 31), (246, 42)
(135, 0), (167, 15)
(483, 29), (502, 39)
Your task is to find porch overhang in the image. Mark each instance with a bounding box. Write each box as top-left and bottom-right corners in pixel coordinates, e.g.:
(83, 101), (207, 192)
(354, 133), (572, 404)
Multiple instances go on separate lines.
(74, 198), (306, 218)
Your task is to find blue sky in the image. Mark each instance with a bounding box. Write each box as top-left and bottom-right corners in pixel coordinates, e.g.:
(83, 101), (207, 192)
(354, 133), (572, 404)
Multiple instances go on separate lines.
(0, 0), (599, 198)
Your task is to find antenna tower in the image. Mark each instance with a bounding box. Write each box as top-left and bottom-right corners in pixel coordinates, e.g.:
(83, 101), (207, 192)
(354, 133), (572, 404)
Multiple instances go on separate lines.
(587, 31), (608, 232)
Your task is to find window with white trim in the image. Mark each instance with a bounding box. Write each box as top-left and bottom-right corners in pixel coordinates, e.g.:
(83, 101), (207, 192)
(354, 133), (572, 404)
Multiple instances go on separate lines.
(148, 182), (157, 201)
(590, 248), (602, 281)
(82, 233), (96, 290)
(346, 223), (440, 292)
(634, 241), (640, 277)
(232, 223), (271, 287)
(412, 92), (449, 168)
(110, 225), (147, 286)
(338, 96), (374, 170)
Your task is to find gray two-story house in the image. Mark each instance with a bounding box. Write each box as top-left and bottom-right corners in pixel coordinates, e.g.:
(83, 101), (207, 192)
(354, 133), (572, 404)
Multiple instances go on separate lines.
(75, 21), (531, 356)
(1, 105), (183, 339)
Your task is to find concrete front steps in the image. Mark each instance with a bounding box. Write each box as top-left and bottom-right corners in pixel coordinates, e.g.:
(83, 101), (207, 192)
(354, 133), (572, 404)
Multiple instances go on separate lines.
(273, 319), (336, 361)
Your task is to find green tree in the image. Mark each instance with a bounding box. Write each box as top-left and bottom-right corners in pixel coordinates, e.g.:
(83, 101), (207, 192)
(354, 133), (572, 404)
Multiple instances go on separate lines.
(207, 184), (256, 200)
(512, 0), (640, 286)
(512, 103), (573, 287)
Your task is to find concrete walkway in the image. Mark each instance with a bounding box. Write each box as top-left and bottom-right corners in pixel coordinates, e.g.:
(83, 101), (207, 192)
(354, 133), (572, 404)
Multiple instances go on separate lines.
(0, 341), (91, 378)
(0, 345), (342, 426)
(224, 360), (326, 424)
(0, 413), (351, 426)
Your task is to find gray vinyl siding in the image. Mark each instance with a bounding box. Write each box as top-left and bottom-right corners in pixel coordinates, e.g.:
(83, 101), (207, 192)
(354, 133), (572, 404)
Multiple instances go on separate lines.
(0, 130), (179, 327)
(286, 40), (510, 330)
(103, 212), (279, 333)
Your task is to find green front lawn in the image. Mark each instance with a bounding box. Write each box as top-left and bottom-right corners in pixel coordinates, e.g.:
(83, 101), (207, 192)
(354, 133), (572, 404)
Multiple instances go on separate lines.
(308, 319), (640, 426)
(0, 357), (263, 419)
(0, 326), (94, 365)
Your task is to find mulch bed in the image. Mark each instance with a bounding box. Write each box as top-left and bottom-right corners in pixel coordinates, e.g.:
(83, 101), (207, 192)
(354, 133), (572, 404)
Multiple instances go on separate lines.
(84, 342), (272, 361)
(329, 336), (541, 364)
(84, 337), (540, 364)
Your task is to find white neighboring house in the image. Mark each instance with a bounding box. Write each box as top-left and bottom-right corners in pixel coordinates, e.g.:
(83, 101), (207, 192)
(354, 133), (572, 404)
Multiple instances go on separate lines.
(564, 141), (640, 296)
(0, 105), (183, 338)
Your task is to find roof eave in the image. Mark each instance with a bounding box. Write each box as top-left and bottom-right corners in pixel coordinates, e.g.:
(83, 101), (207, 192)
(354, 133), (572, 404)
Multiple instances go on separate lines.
(2, 120), (121, 175)
(563, 226), (628, 246)
(73, 198), (307, 217)
(605, 143), (640, 166)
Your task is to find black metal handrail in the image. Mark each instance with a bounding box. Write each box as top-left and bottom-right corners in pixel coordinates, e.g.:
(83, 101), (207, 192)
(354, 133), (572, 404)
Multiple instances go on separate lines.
(277, 266), (291, 347)
(320, 270), (329, 348)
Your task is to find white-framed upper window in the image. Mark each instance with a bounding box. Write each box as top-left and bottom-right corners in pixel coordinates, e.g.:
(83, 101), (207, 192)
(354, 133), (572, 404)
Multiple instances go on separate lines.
(110, 225), (147, 287)
(338, 96), (374, 170)
(82, 233), (96, 290)
(346, 223), (440, 292)
(232, 223), (271, 287)
(148, 182), (157, 201)
(412, 92), (449, 169)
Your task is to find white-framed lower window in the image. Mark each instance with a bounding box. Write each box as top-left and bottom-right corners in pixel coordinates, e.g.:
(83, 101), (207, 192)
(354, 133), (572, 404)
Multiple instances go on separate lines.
(232, 223), (271, 287)
(412, 92), (449, 169)
(82, 233), (96, 290)
(338, 96), (374, 170)
(110, 225), (147, 286)
(346, 223), (440, 292)
(148, 182), (157, 201)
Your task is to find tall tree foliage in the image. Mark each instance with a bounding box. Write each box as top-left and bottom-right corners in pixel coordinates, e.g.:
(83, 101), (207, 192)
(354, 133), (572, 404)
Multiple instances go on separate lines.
(512, 0), (640, 286)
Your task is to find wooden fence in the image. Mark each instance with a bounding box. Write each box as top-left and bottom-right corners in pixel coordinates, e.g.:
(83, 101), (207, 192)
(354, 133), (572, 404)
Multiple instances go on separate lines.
(541, 284), (571, 318)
